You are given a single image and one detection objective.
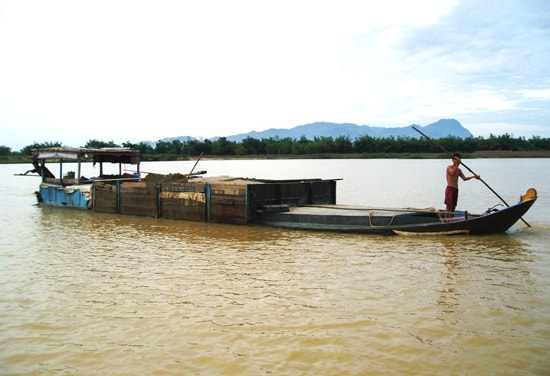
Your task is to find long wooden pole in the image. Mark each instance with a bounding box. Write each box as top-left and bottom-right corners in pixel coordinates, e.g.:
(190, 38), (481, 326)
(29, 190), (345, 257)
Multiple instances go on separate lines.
(412, 126), (531, 227)
(188, 152), (204, 176)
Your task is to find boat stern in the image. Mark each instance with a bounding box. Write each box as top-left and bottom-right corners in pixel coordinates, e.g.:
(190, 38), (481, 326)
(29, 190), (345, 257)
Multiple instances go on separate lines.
(37, 183), (93, 209)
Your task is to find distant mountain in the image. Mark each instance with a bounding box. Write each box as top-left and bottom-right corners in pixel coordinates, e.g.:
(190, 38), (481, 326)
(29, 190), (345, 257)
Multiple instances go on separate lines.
(225, 119), (472, 142)
(148, 119), (473, 145)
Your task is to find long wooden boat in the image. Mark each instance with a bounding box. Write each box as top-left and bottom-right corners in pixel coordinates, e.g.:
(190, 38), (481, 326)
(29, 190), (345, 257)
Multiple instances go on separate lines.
(24, 147), (537, 235)
(252, 195), (537, 235)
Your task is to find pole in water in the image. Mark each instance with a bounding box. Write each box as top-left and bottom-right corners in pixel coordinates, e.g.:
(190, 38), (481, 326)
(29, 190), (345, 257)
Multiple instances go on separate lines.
(412, 126), (531, 227)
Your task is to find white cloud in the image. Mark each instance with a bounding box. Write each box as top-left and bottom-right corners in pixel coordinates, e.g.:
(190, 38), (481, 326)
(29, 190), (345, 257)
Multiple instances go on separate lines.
(0, 0), (549, 150)
(520, 87), (550, 101)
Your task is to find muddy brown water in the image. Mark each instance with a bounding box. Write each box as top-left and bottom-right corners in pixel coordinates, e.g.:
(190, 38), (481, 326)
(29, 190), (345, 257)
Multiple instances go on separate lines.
(1, 159), (549, 375)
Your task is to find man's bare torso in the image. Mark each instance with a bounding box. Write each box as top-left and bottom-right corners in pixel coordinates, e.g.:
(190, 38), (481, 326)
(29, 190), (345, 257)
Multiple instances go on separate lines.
(446, 164), (462, 188)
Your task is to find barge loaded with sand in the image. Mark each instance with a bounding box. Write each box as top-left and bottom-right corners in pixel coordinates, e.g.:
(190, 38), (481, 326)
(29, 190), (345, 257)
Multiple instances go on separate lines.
(23, 147), (537, 235)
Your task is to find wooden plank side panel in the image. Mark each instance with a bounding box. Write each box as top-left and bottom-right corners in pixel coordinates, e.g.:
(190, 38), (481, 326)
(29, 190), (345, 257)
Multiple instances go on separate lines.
(160, 182), (206, 221)
(209, 183), (248, 224)
(120, 183), (158, 217)
(209, 198), (248, 224)
(162, 182), (205, 194)
(93, 183), (117, 213)
(161, 191), (206, 221)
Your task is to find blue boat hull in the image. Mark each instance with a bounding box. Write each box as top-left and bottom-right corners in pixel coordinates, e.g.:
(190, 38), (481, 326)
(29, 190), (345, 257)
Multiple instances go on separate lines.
(37, 183), (93, 209)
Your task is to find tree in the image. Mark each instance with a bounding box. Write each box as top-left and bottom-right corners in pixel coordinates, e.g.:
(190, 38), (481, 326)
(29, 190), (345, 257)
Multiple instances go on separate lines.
(333, 136), (353, 153)
(9, 133), (550, 158)
(170, 140), (185, 155)
(240, 137), (265, 155)
(211, 137), (236, 155)
(20, 141), (63, 155)
(307, 136), (334, 154)
(354, 135), (375, 153)
(85, 139), (120, 148)
(0, 145), (11, 156)
(154, 140), (171, 155)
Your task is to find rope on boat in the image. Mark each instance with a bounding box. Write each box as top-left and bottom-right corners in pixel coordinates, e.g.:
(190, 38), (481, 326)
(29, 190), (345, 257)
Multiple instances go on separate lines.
(307, 204), (440, 214)
(368, 212), (398, 227)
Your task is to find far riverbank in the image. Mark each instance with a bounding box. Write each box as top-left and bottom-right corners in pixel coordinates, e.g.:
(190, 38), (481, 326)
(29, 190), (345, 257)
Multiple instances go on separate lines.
(2, 150), (550, 164)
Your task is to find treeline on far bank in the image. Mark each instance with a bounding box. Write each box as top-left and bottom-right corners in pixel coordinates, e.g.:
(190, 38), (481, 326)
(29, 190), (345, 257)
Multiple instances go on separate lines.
(3, 133), (550, 161)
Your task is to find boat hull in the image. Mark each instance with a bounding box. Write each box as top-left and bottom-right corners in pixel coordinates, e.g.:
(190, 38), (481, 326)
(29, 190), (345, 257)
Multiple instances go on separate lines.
(37, 183), (93, 209)
(252, 198), (537, 235)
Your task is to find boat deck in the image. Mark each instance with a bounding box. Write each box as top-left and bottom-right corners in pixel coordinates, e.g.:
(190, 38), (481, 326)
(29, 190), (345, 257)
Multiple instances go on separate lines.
(286, 204), (443, 217)
(253, 203), (448, 233)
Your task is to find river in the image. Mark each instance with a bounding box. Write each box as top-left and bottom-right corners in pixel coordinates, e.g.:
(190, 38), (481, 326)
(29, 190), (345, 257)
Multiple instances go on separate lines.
(1, 158), (549, 375)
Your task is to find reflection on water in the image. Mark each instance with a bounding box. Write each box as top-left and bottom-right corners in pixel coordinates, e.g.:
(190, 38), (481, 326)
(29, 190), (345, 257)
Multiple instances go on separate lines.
(1, 160), (550, 375)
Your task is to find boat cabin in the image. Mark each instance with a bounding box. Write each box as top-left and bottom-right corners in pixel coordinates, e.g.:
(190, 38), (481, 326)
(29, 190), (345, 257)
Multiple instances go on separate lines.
(31, 147), (141, 185)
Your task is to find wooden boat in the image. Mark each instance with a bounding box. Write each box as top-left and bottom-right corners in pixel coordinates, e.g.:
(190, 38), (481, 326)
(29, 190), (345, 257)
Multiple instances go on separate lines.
(252, 193), (537, 235)
(24, 147), (537, 235)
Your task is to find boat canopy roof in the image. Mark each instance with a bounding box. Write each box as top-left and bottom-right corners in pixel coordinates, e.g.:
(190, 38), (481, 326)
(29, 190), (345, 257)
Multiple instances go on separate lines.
(32, 147), (141, 164)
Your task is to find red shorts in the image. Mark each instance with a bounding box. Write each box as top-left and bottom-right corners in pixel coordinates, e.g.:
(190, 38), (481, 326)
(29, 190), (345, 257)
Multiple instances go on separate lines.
(445, 186), (458, 208)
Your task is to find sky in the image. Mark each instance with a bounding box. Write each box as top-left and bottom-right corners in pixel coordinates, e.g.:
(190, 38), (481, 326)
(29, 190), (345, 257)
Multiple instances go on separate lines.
(1, 0), (549, 151)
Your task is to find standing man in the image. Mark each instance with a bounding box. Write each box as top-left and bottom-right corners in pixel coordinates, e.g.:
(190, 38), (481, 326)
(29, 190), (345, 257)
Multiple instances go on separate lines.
(445, 153), (480, 217)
